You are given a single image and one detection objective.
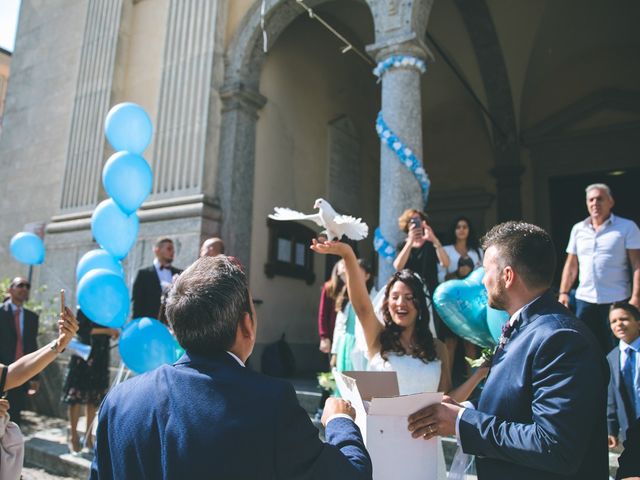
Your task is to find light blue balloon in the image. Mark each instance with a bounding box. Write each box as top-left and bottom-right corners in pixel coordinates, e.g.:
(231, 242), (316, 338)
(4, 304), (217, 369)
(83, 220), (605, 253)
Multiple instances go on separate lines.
(487, 306), (509, 344)
(119, 317), (180, 374)
(91, 199), (139, 260)
(10, 232), (45, 265)
(77, 268), (129, 328)
(76, 249), (124, 283)
(102, 152), (153, 214)
(104, 102), (153, 154)
(433, 267), (507, 349)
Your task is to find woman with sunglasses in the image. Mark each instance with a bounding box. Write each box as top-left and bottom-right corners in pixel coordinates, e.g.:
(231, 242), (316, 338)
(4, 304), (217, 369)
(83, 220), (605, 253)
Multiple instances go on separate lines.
(311, 240), (487, 400)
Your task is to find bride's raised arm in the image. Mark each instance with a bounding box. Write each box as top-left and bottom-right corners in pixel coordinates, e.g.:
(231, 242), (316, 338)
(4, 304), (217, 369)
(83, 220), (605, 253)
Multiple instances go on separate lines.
(311, 239), (383, 355)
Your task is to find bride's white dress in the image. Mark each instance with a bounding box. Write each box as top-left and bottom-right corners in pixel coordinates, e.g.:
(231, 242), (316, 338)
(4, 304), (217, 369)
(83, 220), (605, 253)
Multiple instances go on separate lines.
(368, 352), (447, 480)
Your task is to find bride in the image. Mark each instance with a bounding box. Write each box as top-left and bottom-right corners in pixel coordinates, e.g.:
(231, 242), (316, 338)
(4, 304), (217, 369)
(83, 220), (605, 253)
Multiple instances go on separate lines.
(312, 239), (487, 477)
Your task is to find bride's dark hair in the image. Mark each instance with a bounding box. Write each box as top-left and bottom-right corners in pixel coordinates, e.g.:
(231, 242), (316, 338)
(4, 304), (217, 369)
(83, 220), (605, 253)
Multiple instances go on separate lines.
(380, 269), (437, 363)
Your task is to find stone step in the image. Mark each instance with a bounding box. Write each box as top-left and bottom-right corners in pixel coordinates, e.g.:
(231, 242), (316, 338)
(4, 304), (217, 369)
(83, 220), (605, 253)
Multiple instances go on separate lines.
(21, 411), (90, 480)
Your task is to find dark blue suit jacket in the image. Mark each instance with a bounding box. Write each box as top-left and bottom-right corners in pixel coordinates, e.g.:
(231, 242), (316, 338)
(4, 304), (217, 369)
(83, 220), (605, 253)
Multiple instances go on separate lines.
(90, 351), (371, 480)
(607, 347), (636, 442)
(458, 291), (609, 480)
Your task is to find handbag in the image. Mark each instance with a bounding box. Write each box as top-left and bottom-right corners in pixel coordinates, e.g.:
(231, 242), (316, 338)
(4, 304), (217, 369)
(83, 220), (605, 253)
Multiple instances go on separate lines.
(0, 365), (25, 480)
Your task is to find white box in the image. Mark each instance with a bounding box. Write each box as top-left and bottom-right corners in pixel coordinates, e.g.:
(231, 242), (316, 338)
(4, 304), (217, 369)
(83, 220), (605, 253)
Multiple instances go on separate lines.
(335, 371), (444, 480)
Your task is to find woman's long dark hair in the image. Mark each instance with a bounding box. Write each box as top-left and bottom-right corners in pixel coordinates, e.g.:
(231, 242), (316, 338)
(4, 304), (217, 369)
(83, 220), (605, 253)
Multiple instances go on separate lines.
(380, 269), (437, 363)
(450, 216), (481, 257)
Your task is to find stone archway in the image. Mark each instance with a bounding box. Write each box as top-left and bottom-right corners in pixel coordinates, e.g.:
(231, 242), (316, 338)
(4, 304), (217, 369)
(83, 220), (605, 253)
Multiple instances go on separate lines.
(217, 0), (370, 270)
(453, 0), (523, 221)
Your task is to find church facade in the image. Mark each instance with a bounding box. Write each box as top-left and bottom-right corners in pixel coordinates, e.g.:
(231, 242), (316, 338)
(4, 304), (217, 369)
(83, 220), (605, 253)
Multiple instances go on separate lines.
(1, 0), (639, 377)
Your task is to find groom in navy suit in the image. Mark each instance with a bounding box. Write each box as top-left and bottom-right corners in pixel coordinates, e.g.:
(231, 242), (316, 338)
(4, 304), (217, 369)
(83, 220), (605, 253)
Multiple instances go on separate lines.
(409, 221), (609, 480)
(91, 256), (371, 479)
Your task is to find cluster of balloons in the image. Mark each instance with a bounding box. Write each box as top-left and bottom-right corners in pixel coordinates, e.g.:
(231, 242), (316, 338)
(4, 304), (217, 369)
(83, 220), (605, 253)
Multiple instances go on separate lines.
(76, 103), (179, 373)
(433, 268), (509, 349)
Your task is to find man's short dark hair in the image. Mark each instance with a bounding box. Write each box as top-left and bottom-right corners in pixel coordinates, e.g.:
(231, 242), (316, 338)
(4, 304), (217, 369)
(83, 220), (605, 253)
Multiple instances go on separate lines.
(165, 256), (251, 354)
(481, 221), (556, 290)
(155, 237), (173, 248)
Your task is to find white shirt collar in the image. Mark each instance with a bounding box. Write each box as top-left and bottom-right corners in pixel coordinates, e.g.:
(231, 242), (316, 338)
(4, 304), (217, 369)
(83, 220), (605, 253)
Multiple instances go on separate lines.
(619, 336), (640, 353)
(10, 302), (21, 312)
(583, 213), (615, 229)
(509, 295), (542, 326)
(225, 351), (245, 367)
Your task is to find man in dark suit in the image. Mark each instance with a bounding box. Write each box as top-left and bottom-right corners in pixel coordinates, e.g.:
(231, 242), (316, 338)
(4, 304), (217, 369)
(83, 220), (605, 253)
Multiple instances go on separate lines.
(408, 221), (609, 480)
(607, 302), (640, 449)
(616, 417), (640, 479)
(131, 237), (182, 319)
(91, 256), (372, 479)
(0, 277), (40, 425)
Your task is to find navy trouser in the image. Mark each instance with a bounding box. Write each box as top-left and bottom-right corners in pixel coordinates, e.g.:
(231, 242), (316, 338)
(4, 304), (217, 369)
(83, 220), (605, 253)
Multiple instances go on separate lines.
(576, 299), (616, 354)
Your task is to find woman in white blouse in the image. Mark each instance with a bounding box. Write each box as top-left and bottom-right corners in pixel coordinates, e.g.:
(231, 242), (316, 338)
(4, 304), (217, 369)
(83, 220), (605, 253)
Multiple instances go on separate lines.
(438, 216), (484, 371)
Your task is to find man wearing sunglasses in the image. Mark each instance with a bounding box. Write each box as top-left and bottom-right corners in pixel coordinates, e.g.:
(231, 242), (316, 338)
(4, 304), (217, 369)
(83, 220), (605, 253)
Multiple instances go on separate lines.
(0, 277), (40, 425)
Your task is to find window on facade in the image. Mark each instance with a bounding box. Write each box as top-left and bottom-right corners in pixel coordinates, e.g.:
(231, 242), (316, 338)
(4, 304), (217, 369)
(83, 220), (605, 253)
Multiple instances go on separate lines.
(265, 218), (316, 285)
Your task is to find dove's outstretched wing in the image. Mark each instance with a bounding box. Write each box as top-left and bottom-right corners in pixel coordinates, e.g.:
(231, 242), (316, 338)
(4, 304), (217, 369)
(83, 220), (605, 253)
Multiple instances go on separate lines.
(332, 215), (369, 241)
(269, 207), (324, 227)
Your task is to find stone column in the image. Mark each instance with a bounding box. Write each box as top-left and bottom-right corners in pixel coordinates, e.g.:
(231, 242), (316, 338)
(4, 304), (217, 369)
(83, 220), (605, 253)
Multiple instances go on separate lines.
(216, 83), (267, 271)
(59, 0), (125, 213)
(365, 0), (435, 286)
(490, 164), (525, 221)
(152, 0), (220, 199)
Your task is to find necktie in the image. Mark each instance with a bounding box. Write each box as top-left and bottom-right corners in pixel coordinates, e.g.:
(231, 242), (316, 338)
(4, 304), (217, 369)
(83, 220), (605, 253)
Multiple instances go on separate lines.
(14, 306), (23, 360)
(622, 346), (636, 412)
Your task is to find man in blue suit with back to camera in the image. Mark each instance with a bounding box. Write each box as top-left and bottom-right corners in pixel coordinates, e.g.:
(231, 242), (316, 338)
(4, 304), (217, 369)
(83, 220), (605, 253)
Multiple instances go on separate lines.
(408, 221), (609, 480)
(90, 255), (372, 480)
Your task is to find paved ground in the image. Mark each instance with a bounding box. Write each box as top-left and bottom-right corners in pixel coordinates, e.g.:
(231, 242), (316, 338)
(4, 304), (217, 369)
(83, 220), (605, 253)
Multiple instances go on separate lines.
(22, 467), (78, 480)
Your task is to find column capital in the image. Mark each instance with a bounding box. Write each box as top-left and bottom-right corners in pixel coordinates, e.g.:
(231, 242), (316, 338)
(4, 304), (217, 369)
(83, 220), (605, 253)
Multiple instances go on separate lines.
(220, 81), (267, 114)
(365, 0), (435, 63)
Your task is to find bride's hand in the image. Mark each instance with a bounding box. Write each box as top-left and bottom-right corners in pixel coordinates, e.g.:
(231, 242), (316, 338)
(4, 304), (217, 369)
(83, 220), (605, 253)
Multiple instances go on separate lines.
(310, 238), (353, 258)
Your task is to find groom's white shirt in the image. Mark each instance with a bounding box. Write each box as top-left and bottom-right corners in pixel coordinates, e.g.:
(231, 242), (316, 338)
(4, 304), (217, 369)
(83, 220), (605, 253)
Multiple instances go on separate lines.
(454, 296), (540, 446)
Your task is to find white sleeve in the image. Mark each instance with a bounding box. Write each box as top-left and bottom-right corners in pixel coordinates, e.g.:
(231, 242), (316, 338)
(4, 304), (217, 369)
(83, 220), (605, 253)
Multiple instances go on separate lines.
(625, 220), (640, 249)
(566, 223), (579, 254)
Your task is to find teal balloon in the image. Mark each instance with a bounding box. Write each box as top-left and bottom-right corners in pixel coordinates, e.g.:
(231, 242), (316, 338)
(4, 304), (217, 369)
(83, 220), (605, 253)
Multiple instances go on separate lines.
(487, 306), (509, 344)
(91, 199), (139, 260)
(104, 102), (152, 154)
(10, 232), (45, 265)
(433, 267), (507, 349)
(76, 249), (124, 283)
(77, 268), (129, 328)
(119, 317), (180, 374)
(102, 152), (152, 214)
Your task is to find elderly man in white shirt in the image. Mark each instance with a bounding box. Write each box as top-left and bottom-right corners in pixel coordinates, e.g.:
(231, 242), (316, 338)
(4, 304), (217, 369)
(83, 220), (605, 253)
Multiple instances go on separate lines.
(559, 183), (640, 353)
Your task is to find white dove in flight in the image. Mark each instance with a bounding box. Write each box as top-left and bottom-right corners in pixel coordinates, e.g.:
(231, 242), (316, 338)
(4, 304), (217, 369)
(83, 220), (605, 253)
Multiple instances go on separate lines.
(269, 198), (369, 241)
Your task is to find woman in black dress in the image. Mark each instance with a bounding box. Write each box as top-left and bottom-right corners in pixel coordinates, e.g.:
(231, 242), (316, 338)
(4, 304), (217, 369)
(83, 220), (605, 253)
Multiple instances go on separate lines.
(393, 209), (453, 357)
(61, 309), (118, 452)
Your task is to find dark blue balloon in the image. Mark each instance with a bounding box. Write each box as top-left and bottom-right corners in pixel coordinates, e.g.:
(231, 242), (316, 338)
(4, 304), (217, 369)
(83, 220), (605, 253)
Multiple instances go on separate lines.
(104, 103), (153, 154)
(433, 267), (508, 348)
(77, 268), (129, 328)
(119, 317), (180, 374)
(76, 249), (124, 283)
(102, 152), (153, 214)
(91, 199), (139, 260)
(10, 232), (45, 265)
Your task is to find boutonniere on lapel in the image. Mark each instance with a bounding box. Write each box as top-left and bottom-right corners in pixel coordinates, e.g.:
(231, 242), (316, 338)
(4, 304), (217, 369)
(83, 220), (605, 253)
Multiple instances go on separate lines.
(467, 318), (520, 369)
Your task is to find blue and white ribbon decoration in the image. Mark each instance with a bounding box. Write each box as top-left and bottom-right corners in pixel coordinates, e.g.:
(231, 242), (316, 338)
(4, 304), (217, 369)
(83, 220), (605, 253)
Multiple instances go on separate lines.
(375, 112), (431, 204)
(373, 55), (427, 79)
(373, 55), (430, 262)
(374, 227), (397, 264)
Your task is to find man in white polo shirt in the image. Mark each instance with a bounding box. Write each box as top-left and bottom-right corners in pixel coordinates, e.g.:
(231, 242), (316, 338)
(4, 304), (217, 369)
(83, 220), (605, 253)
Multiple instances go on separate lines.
(559, 183), (640, 352)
